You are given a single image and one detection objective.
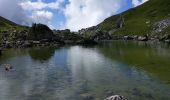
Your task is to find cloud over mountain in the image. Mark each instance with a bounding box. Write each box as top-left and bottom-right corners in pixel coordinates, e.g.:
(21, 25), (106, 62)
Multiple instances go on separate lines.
(0, 0), (30, 25)
(0, 0), (148, 31)
(63, 0), (126, 31)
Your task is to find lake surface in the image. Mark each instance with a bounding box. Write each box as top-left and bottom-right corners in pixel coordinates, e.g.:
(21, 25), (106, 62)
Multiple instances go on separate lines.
(0, 41), (170, 100)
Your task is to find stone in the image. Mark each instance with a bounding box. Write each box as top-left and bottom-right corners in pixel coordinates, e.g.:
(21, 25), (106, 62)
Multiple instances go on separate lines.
(133, 35), (139, 40)
(3, 64), (13, 71)
(105, 95), (127, 100)
(92, 31), (112, 41)
(160, 34), (170, 41)
(22, 41), (32, 47)
(165, 39), (170, 43)
(153, 18), (170, 33)
(138, 36), (148, 41)
(32, 41), (40, 44)
(123, 36), (133, 40)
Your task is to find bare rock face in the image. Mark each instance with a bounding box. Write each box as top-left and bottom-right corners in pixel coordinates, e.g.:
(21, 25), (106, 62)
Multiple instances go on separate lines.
(105, 95), (127, 100)
(153, 18), (170, 33)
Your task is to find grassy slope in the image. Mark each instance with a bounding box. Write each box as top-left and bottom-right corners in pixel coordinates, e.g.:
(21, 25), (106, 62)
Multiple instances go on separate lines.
(99, 0), (170, 35)
(0, 16), (28, 32)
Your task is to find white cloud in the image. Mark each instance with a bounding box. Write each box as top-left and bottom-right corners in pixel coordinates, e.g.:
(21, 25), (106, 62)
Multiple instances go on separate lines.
(30, 10), (53, 26)
(0, 0), (30, 25)
(19, 0), (65, 29)
(132, 0), (148, 7)
(0, 0), (139, 31)
(19, 0), (64, 11)
(63, 0), (126, 31)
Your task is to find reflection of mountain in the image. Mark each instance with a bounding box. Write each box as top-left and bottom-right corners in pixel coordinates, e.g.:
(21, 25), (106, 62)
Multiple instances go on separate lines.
(0, 49), (28, 61)
(97, 41), (170, 84)
(29, 48), (55, 61)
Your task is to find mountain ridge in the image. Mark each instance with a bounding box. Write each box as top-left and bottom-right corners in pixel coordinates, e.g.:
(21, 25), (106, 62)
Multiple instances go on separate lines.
(79, 0), (170, 38)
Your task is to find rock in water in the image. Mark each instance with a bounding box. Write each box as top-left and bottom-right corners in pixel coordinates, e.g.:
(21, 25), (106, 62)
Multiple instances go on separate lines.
(105, 95), (127, 100)
(4, 64), (13, 71)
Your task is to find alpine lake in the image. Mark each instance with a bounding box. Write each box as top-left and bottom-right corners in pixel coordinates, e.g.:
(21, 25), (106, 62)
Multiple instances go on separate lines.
(0, 41), (170, 100)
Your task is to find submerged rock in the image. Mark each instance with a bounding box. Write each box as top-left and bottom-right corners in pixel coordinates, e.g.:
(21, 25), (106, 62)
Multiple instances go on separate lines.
(105, 95), (127, 100)
(3, 64), (13, 71)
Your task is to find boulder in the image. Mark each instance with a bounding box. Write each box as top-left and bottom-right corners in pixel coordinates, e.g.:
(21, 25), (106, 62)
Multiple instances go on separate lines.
(22, 41), (32, 47)
(92, 31), (112, 41)
(165, 39), (170, 43)
(123, 36), (133, 40)
(105, 95), (127, 100)
(159, 34), (170, 41)
(133, 35), (139, 40)
(32, 41), (40, 44)
(3, 64), (13, 71)
(4, 41), (12, 48)
(138, 35), (148, 41)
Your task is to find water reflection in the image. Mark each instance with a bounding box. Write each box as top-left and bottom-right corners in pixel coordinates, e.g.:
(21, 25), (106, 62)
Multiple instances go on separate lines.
(0, 43), (170, 100)
(97, 41), (170, 83)
(28, 48), (55, 61)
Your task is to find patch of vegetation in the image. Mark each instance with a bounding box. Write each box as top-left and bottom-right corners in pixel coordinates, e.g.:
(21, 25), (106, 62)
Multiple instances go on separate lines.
(0, 16), (28, 32)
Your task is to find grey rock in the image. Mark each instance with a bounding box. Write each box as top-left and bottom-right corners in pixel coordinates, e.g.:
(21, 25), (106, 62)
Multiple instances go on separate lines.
(138, 36), (148, 41)
(105, 95), (127, 100)
(153, 18), (170, 33)
(32, 41), (40, 44)
(165, 39), (170, 43)
(160, 34), (170, 41)
(123, 36), (133, 40)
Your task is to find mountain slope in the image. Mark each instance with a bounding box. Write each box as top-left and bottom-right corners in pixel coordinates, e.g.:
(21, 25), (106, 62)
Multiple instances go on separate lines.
(99, 0), (170, 36)
(0, 16), (28, 32)
(0, 16), (17, 27)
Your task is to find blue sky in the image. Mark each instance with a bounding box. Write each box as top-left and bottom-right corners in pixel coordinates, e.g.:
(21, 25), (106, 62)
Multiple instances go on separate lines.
(0, 0), (148, 31)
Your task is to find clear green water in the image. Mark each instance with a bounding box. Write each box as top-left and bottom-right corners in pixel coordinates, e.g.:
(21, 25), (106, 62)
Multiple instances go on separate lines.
(0, 41), (170, 100)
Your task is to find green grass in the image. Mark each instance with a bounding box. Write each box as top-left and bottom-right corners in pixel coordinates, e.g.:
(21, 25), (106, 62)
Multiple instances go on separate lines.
(99, 0), (170, 35)
(0, 16), (29, 33)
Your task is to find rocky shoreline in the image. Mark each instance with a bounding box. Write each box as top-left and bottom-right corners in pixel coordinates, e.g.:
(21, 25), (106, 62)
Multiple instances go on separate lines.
(0, 23), (170, 51)
(0, 24), (98, 50)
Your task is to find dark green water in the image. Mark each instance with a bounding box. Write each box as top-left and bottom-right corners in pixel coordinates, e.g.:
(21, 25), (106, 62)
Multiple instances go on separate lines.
(0, 41), (170, 100)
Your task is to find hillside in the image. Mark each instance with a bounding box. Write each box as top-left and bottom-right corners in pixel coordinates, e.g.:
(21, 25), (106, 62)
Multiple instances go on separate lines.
(99, 0), (170, 36)
(80, 0), (170, 39)
(0, 16), (28, 32)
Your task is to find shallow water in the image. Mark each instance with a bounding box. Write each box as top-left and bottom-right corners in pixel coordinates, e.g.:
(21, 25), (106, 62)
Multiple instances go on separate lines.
(0, 41), (170, 100)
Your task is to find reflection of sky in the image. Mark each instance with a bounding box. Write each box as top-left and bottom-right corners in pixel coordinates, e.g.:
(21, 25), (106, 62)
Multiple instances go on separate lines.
(0, 46), (170, 100)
